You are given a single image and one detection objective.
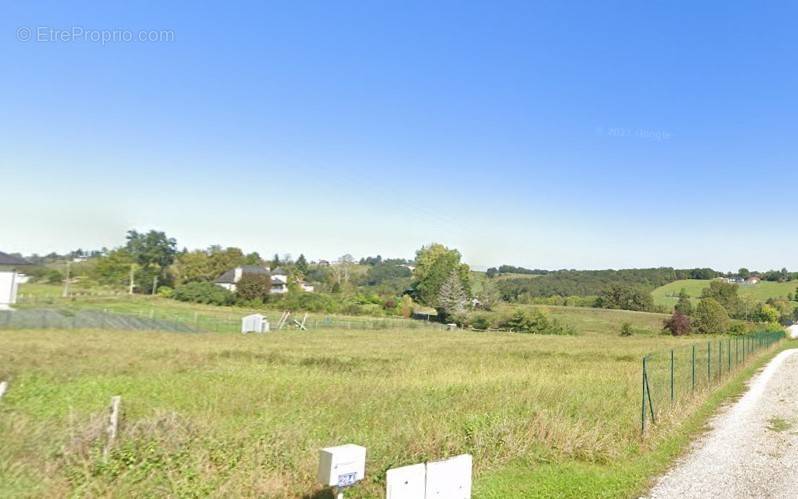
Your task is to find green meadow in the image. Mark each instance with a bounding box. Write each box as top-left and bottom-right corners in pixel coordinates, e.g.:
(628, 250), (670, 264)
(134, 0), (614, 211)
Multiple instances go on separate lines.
(1, 295), (779, 498)
(652, 279), (798, 309)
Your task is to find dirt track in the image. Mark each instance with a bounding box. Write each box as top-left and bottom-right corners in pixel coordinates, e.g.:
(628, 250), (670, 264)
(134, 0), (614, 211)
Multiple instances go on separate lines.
(647, 348), (798, 498)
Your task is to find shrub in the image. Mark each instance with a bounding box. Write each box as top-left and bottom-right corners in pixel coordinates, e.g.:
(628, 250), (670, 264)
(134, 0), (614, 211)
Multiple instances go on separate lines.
(173, 282), (234, 306)
(499, 310), (575, 335)
(470, 314), (492, 330)
(728, 322), (747, 335)
(694, 297), (730, 334)
(619, 322), (633, 337)
(235, 273), (271, 302)
(662, 311), (691, 336)
(157, 286), (174, 298)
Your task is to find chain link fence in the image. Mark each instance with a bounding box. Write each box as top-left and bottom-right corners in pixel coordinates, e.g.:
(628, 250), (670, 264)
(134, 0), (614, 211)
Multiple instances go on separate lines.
(641, 330), (785, 432)
(0, 308), (198, 333)
(1, 307), (446, 334)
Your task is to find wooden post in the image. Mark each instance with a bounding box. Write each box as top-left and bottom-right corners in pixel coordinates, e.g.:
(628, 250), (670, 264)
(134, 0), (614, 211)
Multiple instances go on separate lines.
(0, 381), (8, 400)
(104, 396), (122, 460)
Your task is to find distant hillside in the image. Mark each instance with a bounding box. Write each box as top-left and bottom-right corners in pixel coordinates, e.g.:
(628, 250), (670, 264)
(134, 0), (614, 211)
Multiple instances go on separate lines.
(652, 279), (798, 309)
(496, 267), (720, 301)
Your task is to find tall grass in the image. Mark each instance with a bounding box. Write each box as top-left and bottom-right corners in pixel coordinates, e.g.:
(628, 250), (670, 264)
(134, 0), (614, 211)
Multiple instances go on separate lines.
(0, 325), (712, 498)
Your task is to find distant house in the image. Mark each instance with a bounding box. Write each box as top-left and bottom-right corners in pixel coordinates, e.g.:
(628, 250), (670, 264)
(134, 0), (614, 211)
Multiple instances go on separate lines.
(0, 251), (31, 310)
(214, 265), (271, 293)
(745, 276), (761, 285)
(270, 267), (289, 294)
(214, 265), (314, 294)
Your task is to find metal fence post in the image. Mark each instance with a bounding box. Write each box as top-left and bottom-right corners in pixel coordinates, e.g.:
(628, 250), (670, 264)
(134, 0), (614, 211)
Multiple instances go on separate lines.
(642, 356), (647, 433)
(692, 344), (696, 391)
(728, 338), (731, 371)
(670, 349), (675, 402)
(707, 341), (711, 383)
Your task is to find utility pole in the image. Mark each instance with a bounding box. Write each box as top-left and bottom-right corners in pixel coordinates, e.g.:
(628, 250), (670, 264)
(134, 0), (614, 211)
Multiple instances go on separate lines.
(62, 261), (71, 298)
(128, 264), (135, 295)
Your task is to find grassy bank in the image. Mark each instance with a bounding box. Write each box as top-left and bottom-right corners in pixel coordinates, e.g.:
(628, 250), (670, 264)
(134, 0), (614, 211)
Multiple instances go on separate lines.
(476, 340), (793, 497)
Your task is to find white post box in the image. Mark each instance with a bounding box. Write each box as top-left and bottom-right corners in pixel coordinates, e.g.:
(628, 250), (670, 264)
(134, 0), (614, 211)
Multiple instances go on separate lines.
(386, 463), (426, 499)
(318, 444), (367, 489)
(241, 314), (269, 334)
(425, 454), (472, 499)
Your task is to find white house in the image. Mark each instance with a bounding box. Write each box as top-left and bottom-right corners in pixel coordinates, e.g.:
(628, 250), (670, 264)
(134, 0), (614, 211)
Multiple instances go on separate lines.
(214, 266), (314, 294)
(0, 251), (31, 310)
(214, 265), (271, 293)
(788, 324), (798, 340)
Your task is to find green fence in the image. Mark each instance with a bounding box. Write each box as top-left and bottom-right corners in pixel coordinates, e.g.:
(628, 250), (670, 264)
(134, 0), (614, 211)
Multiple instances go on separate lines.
(0, 307), (447, 334)
(0, 308), (199, 333)
(641, 330), (785, 433)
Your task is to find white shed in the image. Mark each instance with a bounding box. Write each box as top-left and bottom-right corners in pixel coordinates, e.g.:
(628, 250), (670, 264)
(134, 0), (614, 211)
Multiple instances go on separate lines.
(0, 251), (31, 311)
(241, 313), (270, 334)
(788, 324), (798, 340)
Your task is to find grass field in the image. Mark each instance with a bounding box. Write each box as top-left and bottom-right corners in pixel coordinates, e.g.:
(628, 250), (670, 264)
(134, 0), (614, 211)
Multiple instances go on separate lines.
(652, 279), (798, 309)
(2, 297), (735, 499)
(2, 285), (785, 497)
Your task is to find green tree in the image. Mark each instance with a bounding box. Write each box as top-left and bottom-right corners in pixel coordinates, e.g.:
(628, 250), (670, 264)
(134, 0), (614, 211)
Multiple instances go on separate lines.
(694, 298), (730, 334)
(235, 273), (272, 302)
(91, 249), (135, 286)
(700, 280), (741, 317)
(674, 288), (693, 315)
(595, 284), (653, 312)
(412, 244), (471, 306)
(125, 230), (177, 269)
(756, 303), (779, 324)
(295, 254), (309, 274)
(738, 268), (750, 279)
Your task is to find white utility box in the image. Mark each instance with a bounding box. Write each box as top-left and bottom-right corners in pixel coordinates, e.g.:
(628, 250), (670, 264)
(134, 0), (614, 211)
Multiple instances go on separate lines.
(425, 454), (472, 498)
(241, 314), (269, 334)
(386, 463), (426, 499)
(318, 444), (367, 488)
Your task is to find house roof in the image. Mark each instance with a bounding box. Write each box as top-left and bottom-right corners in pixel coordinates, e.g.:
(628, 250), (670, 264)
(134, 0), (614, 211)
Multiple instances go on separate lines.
(214, 265), (270, 284)
(271, 267), (288, 276)
(0, 251), (31, 266)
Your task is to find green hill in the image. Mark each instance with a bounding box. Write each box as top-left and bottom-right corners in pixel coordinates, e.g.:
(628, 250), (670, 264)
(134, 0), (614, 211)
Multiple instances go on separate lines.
(653, 279), (798, 309)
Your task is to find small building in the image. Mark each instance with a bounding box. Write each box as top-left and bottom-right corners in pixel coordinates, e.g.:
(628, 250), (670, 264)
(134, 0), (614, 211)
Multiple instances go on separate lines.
(745, 276), (761, 285)
(241, 313), (270, 334)
(214, 265), (271, 293)
(0, 251), (31, 310)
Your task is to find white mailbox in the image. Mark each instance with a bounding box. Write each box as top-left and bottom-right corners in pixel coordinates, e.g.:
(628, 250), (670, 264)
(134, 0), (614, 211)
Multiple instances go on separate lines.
(386, 463), (426, 499)
(318, 444), (367, 488)
(241, 314), (269, 334)
(425, 454), (472, 499)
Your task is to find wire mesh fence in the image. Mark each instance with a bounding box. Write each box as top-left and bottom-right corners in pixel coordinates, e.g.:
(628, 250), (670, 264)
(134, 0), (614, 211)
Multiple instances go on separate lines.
(0, 308), (198, 333)
(641, 330), (785, 433)
(1, 307), (446, 334)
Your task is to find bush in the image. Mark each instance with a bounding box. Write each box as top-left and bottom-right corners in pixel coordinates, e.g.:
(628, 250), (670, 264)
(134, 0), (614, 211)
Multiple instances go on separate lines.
(663, 311), (691, 336)
(729, 322), (747, 335)
(470, 314), (492, 330)
(157, 286), (174, 298)
(235, 273), (271, 302)
(694, 298), (730, 334)
(499, 310), (575, 335)
(173, 282), (234, 306)
(619, 322), (634, 336)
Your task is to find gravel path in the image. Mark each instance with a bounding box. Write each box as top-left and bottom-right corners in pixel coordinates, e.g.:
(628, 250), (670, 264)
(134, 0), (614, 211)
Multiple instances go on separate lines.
(647, 348), (798, 499)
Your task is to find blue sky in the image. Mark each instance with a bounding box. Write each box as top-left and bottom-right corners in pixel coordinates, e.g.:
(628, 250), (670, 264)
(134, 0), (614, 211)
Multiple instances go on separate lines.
(2, 1), (796, 271)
